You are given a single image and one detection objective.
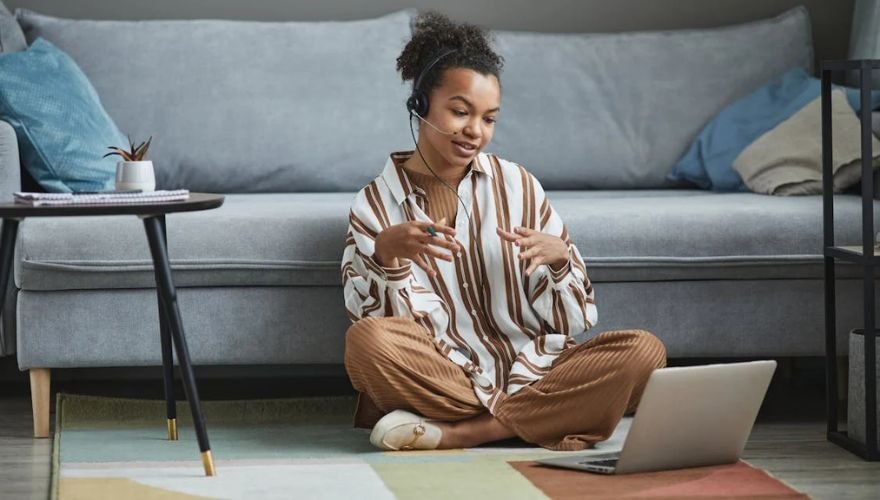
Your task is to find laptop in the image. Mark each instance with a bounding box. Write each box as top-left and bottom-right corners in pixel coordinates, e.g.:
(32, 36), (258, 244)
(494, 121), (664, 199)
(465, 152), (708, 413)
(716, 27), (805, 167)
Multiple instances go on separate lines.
(536, 360), (776, 474)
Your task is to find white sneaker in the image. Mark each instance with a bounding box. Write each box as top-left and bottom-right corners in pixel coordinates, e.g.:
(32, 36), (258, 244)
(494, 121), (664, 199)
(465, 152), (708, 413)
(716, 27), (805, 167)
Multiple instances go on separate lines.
(369, 410), (443, 451)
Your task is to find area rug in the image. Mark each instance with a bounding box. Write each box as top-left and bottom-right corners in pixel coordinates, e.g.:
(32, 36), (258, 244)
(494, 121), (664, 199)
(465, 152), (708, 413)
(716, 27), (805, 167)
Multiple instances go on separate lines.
(52, 393), (806, 499)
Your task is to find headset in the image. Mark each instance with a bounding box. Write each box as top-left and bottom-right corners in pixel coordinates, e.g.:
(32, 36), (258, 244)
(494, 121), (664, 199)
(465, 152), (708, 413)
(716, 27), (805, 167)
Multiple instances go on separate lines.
(406, 48), (474, 227)
(407, 48), (457, 119)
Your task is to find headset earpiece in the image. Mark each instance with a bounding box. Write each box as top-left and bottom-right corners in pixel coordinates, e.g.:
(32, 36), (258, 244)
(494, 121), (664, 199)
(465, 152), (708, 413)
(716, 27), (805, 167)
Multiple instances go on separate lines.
(406, 91), (429, 117)
(407, 48), (457, 118)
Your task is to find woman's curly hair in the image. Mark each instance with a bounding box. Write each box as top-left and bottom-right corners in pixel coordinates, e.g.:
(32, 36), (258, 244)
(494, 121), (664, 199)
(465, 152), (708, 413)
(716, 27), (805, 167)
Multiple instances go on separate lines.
(396, 11), (504, 94)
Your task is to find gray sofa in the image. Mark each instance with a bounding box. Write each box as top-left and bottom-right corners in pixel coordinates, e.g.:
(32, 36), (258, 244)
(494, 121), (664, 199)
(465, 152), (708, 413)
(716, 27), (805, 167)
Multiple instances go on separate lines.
(1, 6), (877, 436)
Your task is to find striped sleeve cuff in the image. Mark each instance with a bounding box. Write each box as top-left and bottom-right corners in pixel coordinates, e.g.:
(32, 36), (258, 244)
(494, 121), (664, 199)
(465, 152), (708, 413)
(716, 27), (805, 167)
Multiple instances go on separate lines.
(381, 261), (413, 282)
(362, 252), (413, 288)
(548, 260), (571, 282)
(547, 248), (578, 289)
(547, 259), (571, 284)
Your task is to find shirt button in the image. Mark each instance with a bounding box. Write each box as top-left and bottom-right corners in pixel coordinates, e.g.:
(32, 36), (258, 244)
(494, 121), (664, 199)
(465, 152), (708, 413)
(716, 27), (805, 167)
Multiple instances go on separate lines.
(470, 309), (478, 316)
(457, 252), (463, 258)
(463, 283), (469, 288)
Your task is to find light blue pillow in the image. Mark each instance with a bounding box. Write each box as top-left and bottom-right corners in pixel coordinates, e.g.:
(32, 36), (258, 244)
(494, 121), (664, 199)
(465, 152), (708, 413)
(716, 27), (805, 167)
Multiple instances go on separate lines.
(0, 37), (126, 192)
(667, 68), (880, 191)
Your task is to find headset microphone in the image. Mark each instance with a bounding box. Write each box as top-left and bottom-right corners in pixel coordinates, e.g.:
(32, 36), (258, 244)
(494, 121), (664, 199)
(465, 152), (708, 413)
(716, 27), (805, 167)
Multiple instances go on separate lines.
(409, 109), (458, 136)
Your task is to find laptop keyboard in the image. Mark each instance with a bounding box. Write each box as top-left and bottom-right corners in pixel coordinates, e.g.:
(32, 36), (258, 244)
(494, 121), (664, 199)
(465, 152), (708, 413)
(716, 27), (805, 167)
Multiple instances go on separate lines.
(580, 458), (619, 468)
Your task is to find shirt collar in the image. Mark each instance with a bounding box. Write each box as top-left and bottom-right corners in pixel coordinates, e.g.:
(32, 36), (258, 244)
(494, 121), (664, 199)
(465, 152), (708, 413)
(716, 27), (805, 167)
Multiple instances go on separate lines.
(381, 150), (493, 205)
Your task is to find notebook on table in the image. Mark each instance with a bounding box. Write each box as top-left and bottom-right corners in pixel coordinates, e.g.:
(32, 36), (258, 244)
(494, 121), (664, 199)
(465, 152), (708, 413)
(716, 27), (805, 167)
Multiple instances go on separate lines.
(13, 189), (190, 206)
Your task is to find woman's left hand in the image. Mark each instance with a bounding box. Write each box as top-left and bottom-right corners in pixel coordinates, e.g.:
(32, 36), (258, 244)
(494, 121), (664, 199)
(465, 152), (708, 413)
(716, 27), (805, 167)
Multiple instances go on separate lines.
(496, 226), (569, 276)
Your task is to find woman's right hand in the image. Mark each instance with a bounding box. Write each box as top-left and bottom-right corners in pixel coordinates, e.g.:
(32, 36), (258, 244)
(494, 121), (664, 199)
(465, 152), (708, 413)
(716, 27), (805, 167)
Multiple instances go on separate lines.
(374, 217), (461, 277)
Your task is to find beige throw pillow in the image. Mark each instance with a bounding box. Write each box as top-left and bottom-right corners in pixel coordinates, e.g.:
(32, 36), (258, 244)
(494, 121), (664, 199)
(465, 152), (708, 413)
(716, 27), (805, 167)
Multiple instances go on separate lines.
(733, 89), (880, 195)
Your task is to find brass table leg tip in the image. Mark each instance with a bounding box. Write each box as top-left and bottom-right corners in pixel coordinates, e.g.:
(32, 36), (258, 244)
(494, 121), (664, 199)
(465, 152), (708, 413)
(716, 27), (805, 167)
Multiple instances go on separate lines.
(167, 419), (178, 441)
(201, 450), (216, 476)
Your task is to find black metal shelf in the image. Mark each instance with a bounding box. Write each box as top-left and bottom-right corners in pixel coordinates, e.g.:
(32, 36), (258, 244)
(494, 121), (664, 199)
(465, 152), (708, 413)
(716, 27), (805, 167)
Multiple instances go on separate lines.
(822, 59), (879, 461)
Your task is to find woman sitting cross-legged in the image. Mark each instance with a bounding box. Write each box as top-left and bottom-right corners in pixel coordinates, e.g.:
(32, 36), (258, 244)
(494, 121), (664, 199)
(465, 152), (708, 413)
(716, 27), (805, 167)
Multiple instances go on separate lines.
(340, 11), (667, 452)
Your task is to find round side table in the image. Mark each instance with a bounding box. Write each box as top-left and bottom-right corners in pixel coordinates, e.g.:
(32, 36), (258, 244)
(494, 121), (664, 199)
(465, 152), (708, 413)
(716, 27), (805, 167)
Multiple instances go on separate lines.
(0, 193), (225, 476)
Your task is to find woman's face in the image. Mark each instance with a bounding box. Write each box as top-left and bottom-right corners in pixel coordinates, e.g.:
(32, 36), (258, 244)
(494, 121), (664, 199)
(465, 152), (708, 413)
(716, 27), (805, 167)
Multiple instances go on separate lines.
(421, 67), (501, 169)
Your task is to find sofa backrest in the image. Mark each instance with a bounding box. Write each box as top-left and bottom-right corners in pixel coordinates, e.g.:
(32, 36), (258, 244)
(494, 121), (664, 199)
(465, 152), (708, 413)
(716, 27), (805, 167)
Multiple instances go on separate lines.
(16, 7), (813, 192)
(16, 9), (416, 193)
(489, 6), (813, 189)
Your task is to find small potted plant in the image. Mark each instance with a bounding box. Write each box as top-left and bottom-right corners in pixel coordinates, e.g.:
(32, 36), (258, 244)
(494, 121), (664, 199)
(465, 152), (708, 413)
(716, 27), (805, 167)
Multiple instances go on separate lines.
(104, 136), (155, 191)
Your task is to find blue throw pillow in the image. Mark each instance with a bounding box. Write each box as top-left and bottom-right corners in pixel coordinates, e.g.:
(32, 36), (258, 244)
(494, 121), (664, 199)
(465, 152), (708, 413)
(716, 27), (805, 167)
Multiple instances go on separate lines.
(0, 37), (126, 192)
(667, 68), (880, 192)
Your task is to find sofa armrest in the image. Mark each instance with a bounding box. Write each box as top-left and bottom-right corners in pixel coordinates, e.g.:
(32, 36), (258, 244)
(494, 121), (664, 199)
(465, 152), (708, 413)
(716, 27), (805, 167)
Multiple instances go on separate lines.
(0, 120), (19, 356)
(0, 120), (21, 201)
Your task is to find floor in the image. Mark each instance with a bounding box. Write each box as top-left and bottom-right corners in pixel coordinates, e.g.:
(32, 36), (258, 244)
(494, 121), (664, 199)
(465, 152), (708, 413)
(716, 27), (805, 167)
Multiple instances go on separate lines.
(0, 397), (51, 500)
(1, 360), (879, 499)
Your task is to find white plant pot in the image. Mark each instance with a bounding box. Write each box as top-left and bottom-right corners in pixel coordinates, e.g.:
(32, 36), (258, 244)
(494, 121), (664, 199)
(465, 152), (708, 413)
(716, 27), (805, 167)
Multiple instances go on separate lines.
(115, 161), (156, 191)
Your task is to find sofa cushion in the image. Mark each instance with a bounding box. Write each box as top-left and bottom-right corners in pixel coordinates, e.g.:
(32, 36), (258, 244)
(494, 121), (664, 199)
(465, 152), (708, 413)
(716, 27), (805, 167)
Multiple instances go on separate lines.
(14, 191), (875, 291)
(489, 6), (813, 190)
(0, 1), (25, 52)
(16, 9), (416, 193)
(0, 38), (126, 192)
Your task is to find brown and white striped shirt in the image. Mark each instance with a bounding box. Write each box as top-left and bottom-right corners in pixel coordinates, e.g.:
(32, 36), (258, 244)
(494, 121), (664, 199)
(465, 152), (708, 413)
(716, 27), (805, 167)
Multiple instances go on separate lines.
(341, 151), (598, 413)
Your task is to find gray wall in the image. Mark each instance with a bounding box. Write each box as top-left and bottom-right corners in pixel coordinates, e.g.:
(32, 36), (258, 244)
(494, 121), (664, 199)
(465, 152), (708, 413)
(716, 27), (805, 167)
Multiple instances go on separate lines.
(5, 0), (855, 64)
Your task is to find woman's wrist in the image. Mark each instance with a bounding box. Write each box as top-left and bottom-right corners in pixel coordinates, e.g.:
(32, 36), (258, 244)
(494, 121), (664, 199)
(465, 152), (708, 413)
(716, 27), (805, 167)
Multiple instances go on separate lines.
(373, 247), (400, 268)
(548, 245), (572, 280)
(549, 245), (570, 270)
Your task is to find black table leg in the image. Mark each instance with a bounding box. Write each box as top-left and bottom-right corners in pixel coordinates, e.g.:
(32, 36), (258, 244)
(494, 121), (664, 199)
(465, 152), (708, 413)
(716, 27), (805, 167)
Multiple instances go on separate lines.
(156, 216), (178, 441)
(0, 218), (20, 319)
(143, 216), (215, 476)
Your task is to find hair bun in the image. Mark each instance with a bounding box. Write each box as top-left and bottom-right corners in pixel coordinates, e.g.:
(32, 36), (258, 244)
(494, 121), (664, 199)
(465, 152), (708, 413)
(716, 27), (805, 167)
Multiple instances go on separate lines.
(397, 11), (503, 89)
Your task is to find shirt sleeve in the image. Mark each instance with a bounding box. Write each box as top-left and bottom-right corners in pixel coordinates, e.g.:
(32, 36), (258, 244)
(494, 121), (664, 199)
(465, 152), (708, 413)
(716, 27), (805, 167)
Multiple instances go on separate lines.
(522, 173), (598, 335)
(340, 191), (448, 323)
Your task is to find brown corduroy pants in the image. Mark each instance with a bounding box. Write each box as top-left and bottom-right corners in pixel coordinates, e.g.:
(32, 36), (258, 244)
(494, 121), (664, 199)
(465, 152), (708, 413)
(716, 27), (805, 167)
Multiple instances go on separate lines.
(344, 316), (667, 451)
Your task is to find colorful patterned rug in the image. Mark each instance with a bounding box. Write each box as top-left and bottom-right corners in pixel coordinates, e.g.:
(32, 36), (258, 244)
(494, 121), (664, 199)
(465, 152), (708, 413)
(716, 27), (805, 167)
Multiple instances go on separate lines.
(52, 393), (806, 499)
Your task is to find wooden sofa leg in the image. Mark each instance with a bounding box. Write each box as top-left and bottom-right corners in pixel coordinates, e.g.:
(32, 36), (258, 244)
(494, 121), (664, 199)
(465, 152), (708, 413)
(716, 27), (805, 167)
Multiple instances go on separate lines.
(29, 368), (50, 438)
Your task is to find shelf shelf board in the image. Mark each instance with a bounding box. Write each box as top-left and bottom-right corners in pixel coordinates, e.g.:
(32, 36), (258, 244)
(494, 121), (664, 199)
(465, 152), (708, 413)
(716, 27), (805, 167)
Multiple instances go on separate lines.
(828, 431), (880, 460)
(825, 246), (880, 264)
(821, 59), (880, 71)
